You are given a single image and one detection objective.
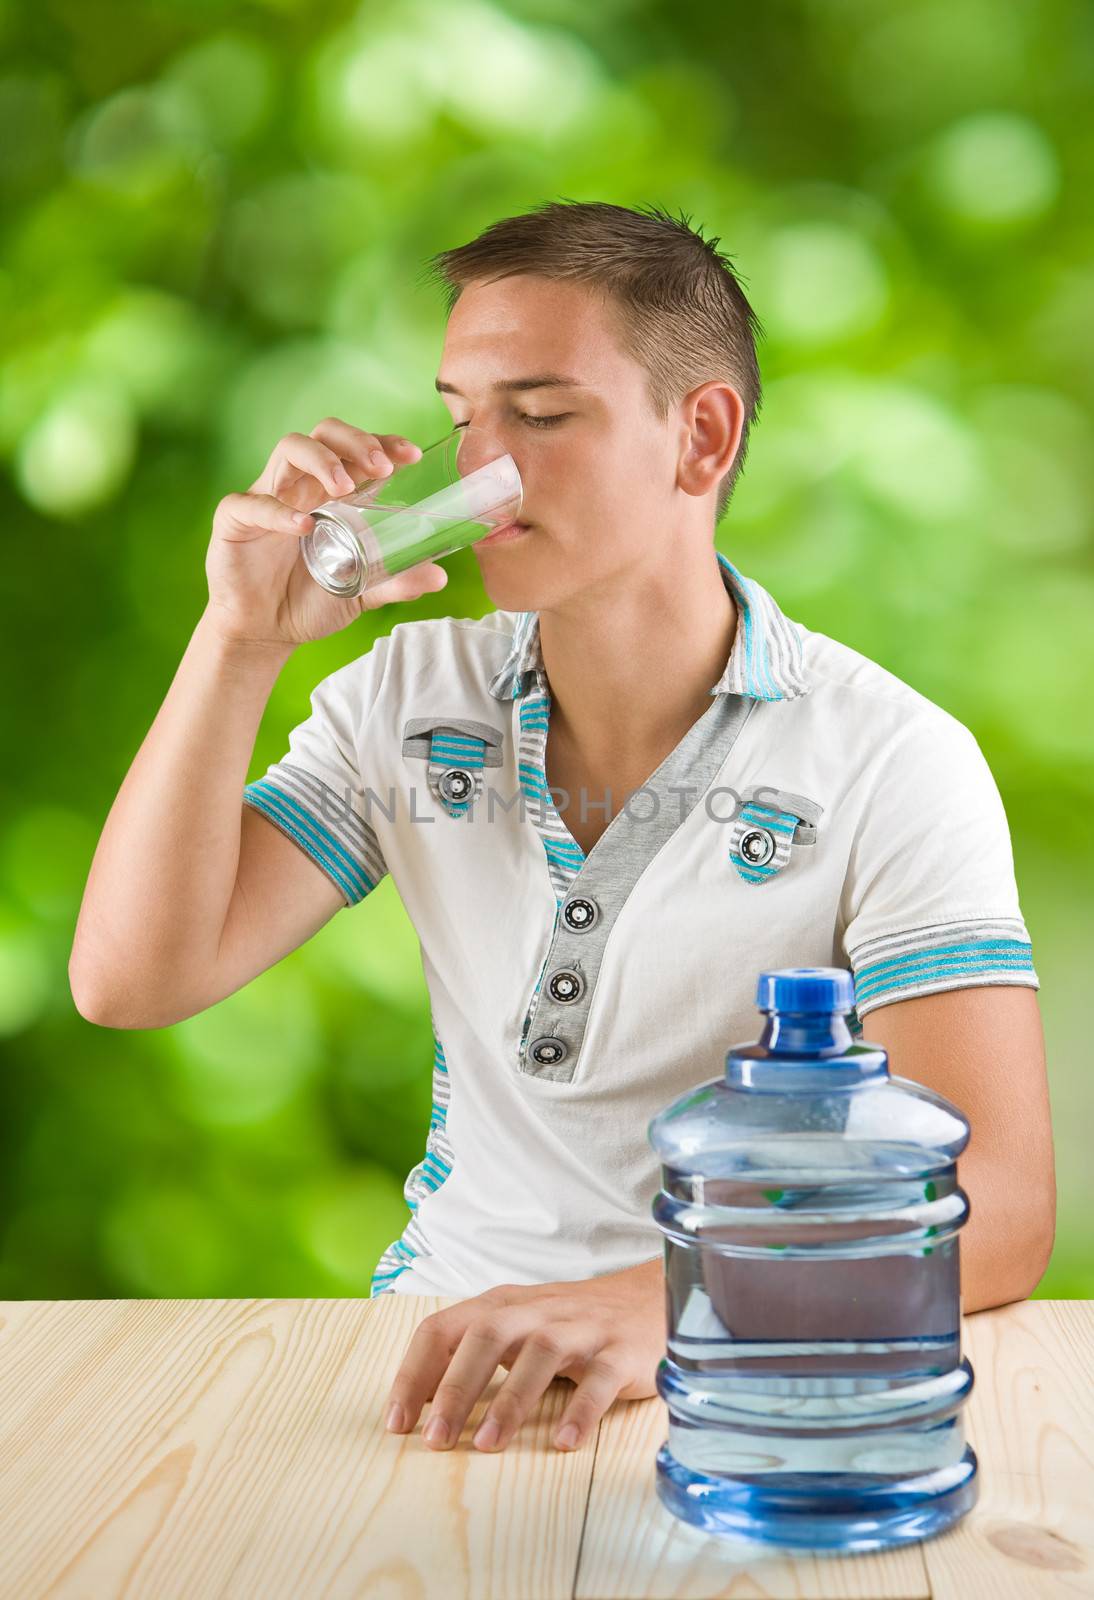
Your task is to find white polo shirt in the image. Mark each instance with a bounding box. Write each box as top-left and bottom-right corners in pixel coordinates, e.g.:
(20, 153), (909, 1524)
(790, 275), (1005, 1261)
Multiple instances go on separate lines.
(243, 553), (1039, 1299)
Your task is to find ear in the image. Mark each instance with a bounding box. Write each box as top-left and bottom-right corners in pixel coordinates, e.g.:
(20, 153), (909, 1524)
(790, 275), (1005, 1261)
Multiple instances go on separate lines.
(677, 379), (745, 500)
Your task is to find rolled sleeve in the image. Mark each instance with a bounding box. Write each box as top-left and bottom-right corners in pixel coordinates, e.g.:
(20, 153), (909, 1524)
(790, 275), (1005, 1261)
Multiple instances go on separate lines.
(839, 713), (1039, 1019)
(243, 642), (391, 908)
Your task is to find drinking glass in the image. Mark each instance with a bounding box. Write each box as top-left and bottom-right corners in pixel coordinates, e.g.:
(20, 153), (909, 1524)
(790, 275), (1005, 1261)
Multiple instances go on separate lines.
(301, 424), (522, 597)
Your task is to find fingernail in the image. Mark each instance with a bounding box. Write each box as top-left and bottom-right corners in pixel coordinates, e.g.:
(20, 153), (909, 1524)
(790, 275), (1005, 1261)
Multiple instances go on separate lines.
(385, 1402), (405, 1433)
(473, 1416), (501, 1450)
(555, 1423), (580, 1450)
(336, 470), (355, 491)
(423, 1415), (450, 1447)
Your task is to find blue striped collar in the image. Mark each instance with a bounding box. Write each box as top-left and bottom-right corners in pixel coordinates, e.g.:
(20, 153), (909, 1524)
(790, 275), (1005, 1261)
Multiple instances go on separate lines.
(487, 552), (812, 703)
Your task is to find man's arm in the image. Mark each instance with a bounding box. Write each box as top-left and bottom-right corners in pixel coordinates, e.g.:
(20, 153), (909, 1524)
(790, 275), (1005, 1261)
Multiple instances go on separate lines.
(69, 610), (319, 1030)
(863, 984), (1056, 1313)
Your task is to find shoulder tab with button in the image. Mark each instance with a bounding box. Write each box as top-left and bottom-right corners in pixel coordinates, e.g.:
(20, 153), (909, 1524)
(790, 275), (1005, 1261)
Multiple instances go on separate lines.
(729, 787), (824, 885)
(401, 716), (505, 819)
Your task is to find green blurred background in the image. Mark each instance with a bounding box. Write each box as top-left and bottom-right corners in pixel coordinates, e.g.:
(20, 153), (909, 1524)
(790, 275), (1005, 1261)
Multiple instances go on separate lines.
(1, 0), (1091, 1301)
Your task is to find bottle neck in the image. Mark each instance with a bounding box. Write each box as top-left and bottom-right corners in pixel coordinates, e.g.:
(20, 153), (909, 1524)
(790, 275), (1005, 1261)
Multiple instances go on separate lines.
(724, 1009), (888, 1091)
(761, 1009), (854, 1054)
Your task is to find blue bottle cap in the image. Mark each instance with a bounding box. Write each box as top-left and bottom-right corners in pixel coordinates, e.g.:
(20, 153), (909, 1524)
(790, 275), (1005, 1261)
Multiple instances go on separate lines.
(756, 966), (856, 1014)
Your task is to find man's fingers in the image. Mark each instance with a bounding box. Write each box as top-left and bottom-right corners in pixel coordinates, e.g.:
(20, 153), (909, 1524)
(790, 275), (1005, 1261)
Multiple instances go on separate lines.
(218, 491), (316, 542)
(385, 1299), (544, 1449)
(384, 1314), (462, 1436)
(384, 1299), (505, 1435)
(263, 433), (357, 500)
(472, 1322), (595, 1452)
(310, 419), (421, 483)
(418, 1319), (511, 1450)
(421, 1305), (553, 1450)
(359, 561), (448, 611)
(550, 1348), (630, 1453)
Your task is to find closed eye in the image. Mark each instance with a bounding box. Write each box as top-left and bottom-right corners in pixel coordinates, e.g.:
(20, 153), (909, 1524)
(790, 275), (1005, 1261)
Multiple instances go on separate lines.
(453, 415), (569, 430)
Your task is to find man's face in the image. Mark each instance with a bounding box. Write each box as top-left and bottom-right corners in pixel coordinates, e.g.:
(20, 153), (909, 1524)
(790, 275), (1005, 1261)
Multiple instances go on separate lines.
(435, 274), (687, 613)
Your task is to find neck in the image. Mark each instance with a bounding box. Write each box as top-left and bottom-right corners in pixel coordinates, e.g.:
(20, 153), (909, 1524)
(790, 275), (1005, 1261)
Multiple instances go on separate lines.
(537, 551), (737, 759)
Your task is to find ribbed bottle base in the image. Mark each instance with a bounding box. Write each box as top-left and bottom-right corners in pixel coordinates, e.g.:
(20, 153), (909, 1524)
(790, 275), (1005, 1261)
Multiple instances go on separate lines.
(654, 1442), (978, 1552)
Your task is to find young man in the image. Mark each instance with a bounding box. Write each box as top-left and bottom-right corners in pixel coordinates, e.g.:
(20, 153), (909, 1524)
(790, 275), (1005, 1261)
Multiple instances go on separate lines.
(71, 201), (1054, 1459)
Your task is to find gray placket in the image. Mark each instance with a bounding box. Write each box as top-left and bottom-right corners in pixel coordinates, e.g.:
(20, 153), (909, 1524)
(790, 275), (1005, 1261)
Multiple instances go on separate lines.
(519, 691), (760, 1082)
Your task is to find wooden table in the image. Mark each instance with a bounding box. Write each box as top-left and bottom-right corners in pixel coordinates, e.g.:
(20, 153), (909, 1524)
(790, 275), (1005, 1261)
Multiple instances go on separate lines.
(0, 1296), (1088, 1598)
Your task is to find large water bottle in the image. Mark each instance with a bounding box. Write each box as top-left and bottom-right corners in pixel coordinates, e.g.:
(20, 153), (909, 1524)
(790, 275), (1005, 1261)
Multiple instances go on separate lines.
(648, 966), (977, 1552)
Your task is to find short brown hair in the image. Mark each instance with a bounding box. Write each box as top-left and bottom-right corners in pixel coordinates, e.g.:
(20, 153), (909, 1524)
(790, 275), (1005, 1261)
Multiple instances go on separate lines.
(421, 199), (765, 522)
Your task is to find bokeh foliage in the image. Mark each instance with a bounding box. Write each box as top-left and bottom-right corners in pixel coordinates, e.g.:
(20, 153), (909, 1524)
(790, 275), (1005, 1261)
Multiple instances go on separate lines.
(1, 0), (1091, 1300)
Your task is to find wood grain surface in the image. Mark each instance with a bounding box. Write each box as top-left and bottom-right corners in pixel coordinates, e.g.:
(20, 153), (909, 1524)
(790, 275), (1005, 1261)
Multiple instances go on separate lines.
(0, 1295), (1087, 1598)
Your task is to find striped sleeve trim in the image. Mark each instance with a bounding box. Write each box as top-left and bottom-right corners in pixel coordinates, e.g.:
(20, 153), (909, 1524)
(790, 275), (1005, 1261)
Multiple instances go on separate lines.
(242, 760), (386, 907)
(848, 917), (1039, 1016)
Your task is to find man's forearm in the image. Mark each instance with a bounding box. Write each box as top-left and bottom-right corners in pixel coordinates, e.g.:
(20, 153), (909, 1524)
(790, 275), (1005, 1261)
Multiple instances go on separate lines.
(861, 988), (1056, 1315)
(958, 1152), (1055, 1313)
(593, 1255), (663, 1289)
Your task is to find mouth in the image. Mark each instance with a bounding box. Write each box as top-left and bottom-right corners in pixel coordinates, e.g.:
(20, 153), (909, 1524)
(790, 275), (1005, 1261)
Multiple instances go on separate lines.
(477, 519), (532, 548)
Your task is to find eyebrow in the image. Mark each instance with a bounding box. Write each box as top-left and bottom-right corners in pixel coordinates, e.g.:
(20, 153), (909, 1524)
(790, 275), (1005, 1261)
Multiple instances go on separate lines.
(434, 373), (587, 396)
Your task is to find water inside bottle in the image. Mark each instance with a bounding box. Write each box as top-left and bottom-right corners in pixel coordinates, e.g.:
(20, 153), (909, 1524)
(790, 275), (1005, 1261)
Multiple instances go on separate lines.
(658, 1137), (971, 1480)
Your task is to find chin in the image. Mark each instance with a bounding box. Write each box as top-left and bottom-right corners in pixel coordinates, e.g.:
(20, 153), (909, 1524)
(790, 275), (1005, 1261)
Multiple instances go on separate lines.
(474, 545), (544, 611)
(477, 573), (539, 613)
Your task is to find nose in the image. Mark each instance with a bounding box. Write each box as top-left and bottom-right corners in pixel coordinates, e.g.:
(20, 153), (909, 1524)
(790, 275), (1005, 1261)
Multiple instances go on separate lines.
(454, 429), (500, 480)
(454, 428), (524, 525)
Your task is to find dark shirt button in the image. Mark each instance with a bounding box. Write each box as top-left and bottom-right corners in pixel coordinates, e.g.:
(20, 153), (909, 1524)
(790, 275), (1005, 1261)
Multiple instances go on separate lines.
(438, 767), (474, 804)
(739, 827), (775, 866)
(547, 968), (585, 1004)
(562, 895), (599, 932)
(529, 1036), (568, 1066)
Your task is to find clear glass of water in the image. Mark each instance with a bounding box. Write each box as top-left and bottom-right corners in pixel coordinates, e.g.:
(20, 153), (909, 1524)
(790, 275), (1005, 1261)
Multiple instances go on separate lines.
(301, 424), (522, 598)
